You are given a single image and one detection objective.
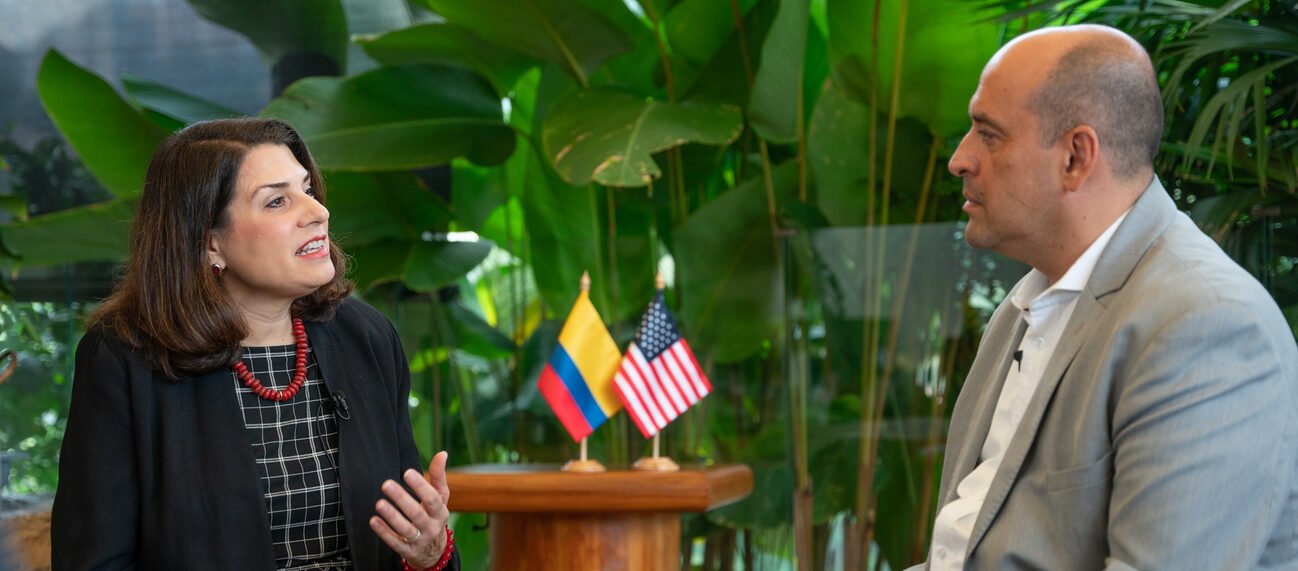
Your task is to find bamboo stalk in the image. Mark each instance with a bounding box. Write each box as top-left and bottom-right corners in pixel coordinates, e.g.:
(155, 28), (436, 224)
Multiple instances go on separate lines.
(504, 185), (524, 459)
(850, 0), (886, 564)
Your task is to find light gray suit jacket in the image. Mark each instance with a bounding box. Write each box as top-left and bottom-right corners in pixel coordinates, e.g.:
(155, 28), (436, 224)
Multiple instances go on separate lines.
(916, 180), (1298, 570)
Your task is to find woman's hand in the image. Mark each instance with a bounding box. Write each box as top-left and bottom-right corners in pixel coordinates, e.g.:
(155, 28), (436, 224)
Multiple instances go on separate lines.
(370, 451), (452, 569)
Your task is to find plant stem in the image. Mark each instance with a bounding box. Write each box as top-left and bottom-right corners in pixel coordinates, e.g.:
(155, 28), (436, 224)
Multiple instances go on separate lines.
(524, 0), (587, 88)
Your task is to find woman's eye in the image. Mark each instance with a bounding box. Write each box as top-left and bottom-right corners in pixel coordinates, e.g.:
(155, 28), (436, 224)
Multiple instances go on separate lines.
(267, 197), (285, 208)
(305, 187), (319, 199)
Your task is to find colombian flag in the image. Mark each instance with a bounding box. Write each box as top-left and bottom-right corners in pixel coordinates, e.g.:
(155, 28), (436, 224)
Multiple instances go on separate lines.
(538, 290), (622, 441)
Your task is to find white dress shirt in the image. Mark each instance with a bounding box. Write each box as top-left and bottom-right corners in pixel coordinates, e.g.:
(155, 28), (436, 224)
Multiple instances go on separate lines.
(928, 211), (1129, 570)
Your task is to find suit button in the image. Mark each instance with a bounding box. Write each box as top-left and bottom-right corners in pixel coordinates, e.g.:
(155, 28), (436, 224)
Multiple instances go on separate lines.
(936, 547), (948, 560)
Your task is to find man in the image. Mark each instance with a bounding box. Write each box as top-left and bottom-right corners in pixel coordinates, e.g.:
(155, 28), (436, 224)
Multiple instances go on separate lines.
(915, 24), (1298, 570)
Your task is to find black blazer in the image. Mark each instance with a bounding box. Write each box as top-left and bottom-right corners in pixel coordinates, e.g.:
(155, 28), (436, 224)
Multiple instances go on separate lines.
(52, 298), (459, 570)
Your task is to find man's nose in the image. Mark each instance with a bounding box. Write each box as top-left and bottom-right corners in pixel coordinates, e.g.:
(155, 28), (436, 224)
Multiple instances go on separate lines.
(948, 132), (975, 177)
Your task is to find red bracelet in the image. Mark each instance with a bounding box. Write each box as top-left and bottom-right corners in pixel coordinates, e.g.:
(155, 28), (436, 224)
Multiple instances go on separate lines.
(401, 526), (454, 571)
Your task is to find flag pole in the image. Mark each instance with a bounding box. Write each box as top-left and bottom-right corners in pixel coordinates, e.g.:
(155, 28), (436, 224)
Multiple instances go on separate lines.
(562, 271), (608, 473)
(563, 436), (605, 472)
(633, 273), (681, 472)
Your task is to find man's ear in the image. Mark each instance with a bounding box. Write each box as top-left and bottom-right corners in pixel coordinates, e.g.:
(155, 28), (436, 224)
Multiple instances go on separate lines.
(1062, 125), (1100, 191)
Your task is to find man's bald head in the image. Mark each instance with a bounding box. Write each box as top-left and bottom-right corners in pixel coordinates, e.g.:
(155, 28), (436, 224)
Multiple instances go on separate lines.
(1001, 25), (1164, 179)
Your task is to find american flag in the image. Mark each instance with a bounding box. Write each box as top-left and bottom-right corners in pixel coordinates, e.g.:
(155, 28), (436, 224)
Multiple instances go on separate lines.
(613, 291), (712, 438)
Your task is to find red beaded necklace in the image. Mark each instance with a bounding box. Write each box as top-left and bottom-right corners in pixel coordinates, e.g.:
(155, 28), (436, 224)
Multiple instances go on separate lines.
(233, 317), (308, 402)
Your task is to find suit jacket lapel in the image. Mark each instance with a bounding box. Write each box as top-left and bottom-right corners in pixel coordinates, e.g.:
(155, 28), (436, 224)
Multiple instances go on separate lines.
(963, 178), (1180, 556)
(965, 293), (1101, 555)
(940, 301), (1029, 507)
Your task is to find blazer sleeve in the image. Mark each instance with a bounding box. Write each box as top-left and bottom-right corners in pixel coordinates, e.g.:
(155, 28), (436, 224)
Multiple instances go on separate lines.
(383, 317), (421, 474)
(51, 331), (139, 570)
(381, 312), (461, 571)
(1105, 300), (1294, 569)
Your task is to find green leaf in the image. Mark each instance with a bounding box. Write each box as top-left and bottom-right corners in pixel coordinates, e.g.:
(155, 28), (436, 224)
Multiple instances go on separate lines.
(404, 240), (495, 292)
(422, 0), (633, 86)
(808, 84), (934, 227)
(324, 171), (453, 248)
(186, 0), (348, 67)
(826, 0), (999, 137)
(349, 238), (493, 292)
(36, 50), (167, 199)
(451, 160), (511, 235)
(520, 148), (601, 315)
(263, 64), (515, 169)
(749, 0), (809, 144)
(0, 195), (28, 221)
(447, 302), (516, 358)
(4, 199), (135, 266)
(356, 23), (537, 96)
(681, 3), (789, 111)
(478, 197), (526, 256)
(122, 75), (241, 126)
(542, 89), (743, 187)
(664, 0), (760, 67)
(674, 162), (798, 362)
(1181, 57), (1297, 178)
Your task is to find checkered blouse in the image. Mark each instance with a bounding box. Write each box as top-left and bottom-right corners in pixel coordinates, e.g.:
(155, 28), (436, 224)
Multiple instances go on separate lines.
(232, 344), (353, 571)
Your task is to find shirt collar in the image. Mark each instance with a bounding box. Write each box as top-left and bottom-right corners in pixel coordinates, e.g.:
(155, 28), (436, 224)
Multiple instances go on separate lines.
(1011, 209), (1131, 312)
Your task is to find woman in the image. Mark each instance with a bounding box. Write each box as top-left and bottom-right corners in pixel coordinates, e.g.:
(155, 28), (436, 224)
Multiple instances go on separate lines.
(51, 118), (457, 571)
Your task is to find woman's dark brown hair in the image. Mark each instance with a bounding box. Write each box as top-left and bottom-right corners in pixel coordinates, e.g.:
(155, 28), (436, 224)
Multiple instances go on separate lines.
(90, 117), (353, 379)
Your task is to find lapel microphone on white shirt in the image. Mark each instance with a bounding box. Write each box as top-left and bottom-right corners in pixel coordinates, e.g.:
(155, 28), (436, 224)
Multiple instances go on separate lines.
(1013, 350), (1024, 372)
(331, 391), (352, 421)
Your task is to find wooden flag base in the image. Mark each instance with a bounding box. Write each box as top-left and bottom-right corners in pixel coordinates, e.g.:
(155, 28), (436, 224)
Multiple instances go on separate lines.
(632, 456), (680, 472)
(561, 459), (607, 472)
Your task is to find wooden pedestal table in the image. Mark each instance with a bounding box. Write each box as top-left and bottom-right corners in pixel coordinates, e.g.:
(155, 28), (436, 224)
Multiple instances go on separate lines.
(445, 464), (753, 570)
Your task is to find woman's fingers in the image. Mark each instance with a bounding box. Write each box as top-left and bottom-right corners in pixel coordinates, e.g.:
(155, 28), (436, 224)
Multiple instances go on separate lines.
(404, 467), (450, 522)
(371, 455), (454, 566)
(369, 513), (416, 559)
(382, 477), (440, 530)
(426, 451), (451, 504)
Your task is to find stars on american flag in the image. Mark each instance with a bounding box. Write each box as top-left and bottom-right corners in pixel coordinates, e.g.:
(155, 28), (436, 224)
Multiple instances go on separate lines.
(613, 291), (712, 438)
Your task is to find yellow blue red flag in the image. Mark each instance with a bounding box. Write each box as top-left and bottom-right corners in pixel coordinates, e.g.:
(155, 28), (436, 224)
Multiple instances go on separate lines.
(538, 289), (622, 441)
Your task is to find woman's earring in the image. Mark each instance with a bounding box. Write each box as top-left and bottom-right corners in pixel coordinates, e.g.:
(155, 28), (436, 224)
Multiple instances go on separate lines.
(211, 264), (223, 278)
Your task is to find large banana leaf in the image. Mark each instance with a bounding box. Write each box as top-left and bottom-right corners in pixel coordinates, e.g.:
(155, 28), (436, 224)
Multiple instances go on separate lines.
(348, 239), (494, 293)
(421, 0), (632, 85)
(3, 199), (136, 266)
(541, 89), (743, 187)
(808, 84), (935, 227)
(827, 0), (998, 137)
(324, 171), (453, 247)
(664, 0), (761, 67)
(451, 160), (512, 237)
(749, 0), (809, 144)
(508, 67), (599, 318)
(122, 75), (240, 127)
(356, 23), (537, 96)
(679, 0), (779, 108)
(262, 64), (515, 170)
(504, 69), (622, 321)
(36, 50), (167, 200)
(186, 0), (348, 68)
(323, 170), (491, 292)
(674, 162), (798, 363)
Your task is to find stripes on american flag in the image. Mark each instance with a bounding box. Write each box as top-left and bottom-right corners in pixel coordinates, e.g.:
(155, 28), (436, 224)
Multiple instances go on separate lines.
(613, 290), (712, 438)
